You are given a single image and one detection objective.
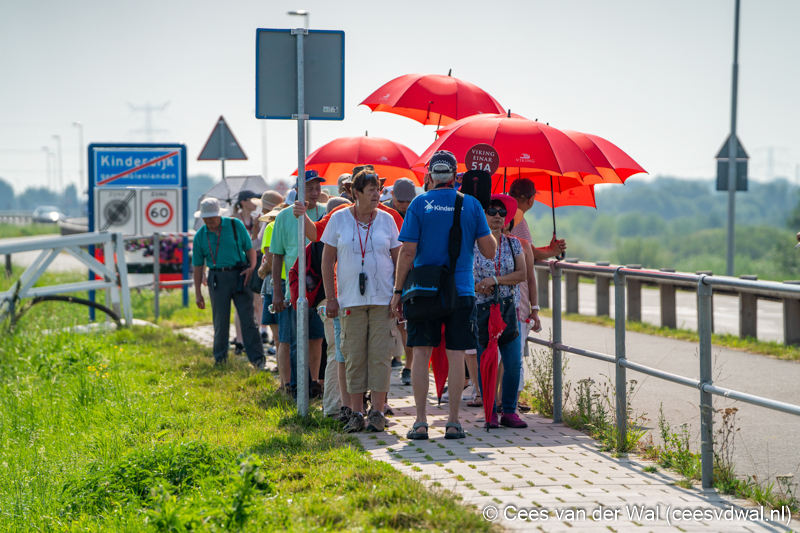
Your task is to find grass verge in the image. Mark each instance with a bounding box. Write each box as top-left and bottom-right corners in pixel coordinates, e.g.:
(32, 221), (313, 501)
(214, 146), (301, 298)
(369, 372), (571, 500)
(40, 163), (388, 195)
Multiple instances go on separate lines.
(0, 323), (494, 532)
(0, 223), (60, 239)
(537, 308), (800, 362)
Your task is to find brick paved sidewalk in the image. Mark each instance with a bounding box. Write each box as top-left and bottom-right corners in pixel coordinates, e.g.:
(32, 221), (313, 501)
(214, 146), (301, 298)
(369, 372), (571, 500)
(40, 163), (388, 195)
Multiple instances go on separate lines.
(179, 326), (798, 532)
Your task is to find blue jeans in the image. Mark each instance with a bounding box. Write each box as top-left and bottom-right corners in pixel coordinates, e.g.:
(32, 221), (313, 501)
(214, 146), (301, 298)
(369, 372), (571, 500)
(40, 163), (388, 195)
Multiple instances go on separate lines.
(476, 334), (522, 414)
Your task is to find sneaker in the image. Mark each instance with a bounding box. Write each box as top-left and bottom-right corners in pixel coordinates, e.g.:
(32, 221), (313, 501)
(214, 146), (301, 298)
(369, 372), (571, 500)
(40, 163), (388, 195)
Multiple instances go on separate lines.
(337, 406), (353, 425)
(365, 410), (386, 432)
(267, 346), (276, 355)
(261, 332), (268, 344)
(500, 412), (528, 428)
(488, 412), (500, 429)
(462, 384), (475, 401)
(383, 403), (394, 417)
(343, 411), (365, 433)
(401, 368), (411, 385)
(391, 358), (402, 368)
(440, 389), (449, 403)
(234, 342), (244, 355)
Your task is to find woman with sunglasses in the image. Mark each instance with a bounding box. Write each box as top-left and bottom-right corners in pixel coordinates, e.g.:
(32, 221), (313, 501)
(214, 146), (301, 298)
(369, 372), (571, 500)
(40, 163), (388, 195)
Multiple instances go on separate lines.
(320, 170), (401, 434)
(472, 194), (528, 428)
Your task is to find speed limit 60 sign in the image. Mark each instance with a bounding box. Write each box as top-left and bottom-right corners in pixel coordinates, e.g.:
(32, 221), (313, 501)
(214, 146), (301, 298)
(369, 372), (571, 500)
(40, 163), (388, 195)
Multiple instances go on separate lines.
(141, 189), (179, 234)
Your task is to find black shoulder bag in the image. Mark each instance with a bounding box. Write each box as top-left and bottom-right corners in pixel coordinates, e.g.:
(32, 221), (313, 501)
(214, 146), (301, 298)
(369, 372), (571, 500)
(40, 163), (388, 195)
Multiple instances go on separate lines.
(401, 192), (464, 323)
(231, 218), (259, 293)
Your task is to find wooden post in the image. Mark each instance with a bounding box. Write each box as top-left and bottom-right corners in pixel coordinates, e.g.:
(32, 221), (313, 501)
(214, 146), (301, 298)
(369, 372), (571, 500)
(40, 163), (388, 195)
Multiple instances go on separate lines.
(564, 258), (579, 314)
(4, 254), (10, 278)
(738, 275), (758, 339)
(596, 261), (610, 317)
(783, 281), (800, 346)
(536, 266), (550, 309)
(659, 268), (677, 329)
(626, 264), (642, 322)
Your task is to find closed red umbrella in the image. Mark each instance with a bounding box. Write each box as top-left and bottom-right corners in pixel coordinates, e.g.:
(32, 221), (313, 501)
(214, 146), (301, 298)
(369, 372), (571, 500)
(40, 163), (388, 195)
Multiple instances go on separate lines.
(292, 136), (422, 186)
(360, 72), (505, 127)
(429, 326), (448, 404)
(480, 295), (507, 431)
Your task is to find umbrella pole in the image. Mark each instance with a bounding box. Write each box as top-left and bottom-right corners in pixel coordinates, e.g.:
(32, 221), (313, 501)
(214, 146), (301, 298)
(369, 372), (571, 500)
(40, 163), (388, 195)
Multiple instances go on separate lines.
(503, 167), (507, 194)
(550, 175), (565, 261)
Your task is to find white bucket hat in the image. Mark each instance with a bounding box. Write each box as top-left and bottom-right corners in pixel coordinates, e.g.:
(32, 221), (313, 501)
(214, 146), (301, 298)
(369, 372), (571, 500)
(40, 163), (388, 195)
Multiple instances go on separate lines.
(195, 197), (228, 219)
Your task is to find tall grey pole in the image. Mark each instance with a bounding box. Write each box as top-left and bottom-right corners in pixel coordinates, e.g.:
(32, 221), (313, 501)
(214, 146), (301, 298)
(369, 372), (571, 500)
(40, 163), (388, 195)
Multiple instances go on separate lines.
(293, 27), (310, 416)
(725, 0), (741, 276)
(42, 147), (51, 189)
(261, 121), (268, 182)
(218, 118), (227, 183)
(52, 135), (63, 191)
(698, 277), (714, 488)
(551, 263), (562, 423)
(614, 268), (628, 450)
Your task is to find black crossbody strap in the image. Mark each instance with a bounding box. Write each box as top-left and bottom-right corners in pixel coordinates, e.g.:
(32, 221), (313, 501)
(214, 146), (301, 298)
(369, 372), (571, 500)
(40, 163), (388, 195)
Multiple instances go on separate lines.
(447, 192), (464, 272)
(230, 217), (247, 263)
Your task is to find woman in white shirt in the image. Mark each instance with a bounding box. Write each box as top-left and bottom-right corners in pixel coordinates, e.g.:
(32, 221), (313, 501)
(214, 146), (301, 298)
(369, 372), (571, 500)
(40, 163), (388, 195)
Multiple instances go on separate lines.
(320, 170), (401, 434)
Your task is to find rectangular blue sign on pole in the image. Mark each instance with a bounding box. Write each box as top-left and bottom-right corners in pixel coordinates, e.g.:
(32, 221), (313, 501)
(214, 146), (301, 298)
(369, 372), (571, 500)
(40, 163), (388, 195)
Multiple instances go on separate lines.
(93, 147), (183, 188)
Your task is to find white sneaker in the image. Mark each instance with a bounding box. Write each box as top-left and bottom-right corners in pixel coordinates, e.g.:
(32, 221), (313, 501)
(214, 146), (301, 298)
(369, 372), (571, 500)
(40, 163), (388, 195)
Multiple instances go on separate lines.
(462, 384), (475, 401)
(440, 389), (449, 403)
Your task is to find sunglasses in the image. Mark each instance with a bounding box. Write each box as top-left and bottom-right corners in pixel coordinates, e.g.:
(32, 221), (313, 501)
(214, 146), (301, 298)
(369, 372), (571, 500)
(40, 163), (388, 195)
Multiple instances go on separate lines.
(486, 207), (507, 218)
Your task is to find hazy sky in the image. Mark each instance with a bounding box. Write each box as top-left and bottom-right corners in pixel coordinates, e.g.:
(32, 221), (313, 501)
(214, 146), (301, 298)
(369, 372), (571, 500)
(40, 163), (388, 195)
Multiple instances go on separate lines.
(1, 0), (799, 194)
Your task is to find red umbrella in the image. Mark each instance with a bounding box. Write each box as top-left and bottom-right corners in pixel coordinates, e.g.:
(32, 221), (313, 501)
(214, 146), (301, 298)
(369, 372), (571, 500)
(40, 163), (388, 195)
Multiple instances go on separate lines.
(413, 113), (601, 184)
(429, 326), (448, 404)
(360, 72), (505, 128)
(292, 135), (422, 186)
(480, 295), (507, 431)
(561, 130), (647, 183)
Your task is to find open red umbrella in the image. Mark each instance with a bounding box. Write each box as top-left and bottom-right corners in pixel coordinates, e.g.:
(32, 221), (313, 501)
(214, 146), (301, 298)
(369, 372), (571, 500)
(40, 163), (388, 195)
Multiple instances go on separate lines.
(561, 130), (647, 184)
(429, 326), (448, 404)
(360, 72), (505, 128)
(292, 135), (422, 186)
(480, 293), (507, 431)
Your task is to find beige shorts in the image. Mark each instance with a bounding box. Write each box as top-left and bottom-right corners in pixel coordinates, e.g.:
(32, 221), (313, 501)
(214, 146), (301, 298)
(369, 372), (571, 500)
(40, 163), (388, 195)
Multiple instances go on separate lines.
(340, 304), (393, 394)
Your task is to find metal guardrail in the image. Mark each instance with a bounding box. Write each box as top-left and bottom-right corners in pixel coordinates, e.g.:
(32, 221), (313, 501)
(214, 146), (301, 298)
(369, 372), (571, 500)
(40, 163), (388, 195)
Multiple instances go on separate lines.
(529, 260), (800, 489)
(0, 232), (132, 326)
(0, 210), (34, 225)
(533, 260), (800, 346)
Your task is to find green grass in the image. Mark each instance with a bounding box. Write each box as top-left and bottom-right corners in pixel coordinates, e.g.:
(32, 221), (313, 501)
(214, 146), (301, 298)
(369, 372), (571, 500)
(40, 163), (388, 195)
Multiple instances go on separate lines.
(0, 223), (59, 239)
(2, 266), (212, 329)
(537, 308), (800, 362)
(0, 323), (495, 532)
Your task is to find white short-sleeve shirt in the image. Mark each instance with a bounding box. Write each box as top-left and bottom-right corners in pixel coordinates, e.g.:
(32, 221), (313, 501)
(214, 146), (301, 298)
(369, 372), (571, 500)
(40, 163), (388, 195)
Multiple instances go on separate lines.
(320, 207), (400, 308)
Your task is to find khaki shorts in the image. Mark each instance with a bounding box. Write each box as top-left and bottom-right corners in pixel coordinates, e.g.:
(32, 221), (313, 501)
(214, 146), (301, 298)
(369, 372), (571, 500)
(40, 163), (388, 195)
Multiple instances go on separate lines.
(340, 304), (393, 394)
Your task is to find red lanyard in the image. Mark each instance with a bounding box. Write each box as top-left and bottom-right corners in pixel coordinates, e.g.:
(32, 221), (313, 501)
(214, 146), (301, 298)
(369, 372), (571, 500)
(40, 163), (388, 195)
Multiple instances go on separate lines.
(207, 225), (222, 267)
(494, 234), (505, 275)
(353, 207), (374, 270)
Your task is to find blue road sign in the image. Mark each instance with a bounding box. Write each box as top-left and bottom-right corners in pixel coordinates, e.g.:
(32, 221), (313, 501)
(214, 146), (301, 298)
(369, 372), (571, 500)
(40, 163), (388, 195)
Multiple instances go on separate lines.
(92, 147), (183, 188)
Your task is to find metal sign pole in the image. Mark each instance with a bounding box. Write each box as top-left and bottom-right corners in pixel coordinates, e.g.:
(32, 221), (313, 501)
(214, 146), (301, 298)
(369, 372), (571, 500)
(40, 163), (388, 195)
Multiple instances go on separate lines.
(293, 27), (310, 417)
(725, 0), (741, 276)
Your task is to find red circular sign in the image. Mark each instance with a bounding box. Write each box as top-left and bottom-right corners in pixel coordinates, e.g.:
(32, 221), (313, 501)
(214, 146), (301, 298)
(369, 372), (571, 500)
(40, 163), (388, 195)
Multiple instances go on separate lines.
(146, 199), (174, 227)
(465, 143), (500, 175)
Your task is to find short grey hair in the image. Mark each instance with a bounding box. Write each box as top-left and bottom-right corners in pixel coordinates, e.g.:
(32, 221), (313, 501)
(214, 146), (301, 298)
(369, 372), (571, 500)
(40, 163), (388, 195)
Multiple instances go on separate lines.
(327, 197), (351, 211)
(430, 171), (454, 184)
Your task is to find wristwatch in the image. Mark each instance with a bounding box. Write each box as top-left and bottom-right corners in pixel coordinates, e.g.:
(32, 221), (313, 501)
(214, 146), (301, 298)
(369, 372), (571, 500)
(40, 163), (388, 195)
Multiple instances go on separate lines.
(530, 305), (540, 311)
(393, 288), (402, 295)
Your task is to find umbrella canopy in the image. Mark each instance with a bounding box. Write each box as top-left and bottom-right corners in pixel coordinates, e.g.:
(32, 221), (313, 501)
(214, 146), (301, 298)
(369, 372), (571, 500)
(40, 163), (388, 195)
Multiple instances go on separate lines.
(430, 327), (448, 404)
(360, 73), (505, 127)
(497, 171), (596, 208)
(561, 130), (647, 183)
(194, 175), (268, 230)
(292, 136), (422, 186)
(414, 114), (601, 183)
(480, 297), (507, 431)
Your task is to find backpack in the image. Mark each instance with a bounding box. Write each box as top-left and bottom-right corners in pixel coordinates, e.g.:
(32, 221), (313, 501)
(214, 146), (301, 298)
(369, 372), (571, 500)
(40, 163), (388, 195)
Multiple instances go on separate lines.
(460, 170), (492, 209)
(289, 241), (326, 308)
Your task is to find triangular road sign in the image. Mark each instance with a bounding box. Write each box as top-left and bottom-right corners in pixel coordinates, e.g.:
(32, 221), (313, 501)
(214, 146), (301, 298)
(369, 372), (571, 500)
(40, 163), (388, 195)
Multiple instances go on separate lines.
(198, 116), (247, 161)
(715, 134), (748, 160)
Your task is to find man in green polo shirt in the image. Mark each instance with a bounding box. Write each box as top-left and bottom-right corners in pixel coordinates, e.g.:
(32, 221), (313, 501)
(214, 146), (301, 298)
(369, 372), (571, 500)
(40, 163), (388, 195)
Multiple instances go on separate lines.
(193, 197), (265, 367)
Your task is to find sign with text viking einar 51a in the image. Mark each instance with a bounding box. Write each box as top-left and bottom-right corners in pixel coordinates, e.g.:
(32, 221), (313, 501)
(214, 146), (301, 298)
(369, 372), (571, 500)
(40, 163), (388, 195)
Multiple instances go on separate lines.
(465, 143), (500, 175)
(255, 28), (345, 120)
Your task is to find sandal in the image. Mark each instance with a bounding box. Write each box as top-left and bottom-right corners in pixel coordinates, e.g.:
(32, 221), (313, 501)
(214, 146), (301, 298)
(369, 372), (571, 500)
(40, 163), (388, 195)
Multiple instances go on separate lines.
(444, 422), (466, 440)
(406, 421), (429, 440)
(467, 397), (483, 407)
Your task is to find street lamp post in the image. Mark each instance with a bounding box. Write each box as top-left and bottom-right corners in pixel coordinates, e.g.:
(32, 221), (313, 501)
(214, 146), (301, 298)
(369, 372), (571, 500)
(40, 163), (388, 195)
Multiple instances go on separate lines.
(725, 0), (741, 277)
(52, 135), (63, 191)
(288, 9), (310, 157)
(42, 146), (52, 189)
(73, 122), (84, 190)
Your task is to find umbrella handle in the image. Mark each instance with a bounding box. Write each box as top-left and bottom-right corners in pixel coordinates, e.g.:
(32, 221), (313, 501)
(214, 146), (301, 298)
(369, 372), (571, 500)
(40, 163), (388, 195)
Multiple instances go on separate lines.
(553, 231), (565, 261)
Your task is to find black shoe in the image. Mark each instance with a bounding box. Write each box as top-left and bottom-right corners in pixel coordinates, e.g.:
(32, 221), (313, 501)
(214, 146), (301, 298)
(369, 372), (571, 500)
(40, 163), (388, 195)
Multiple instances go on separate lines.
(261, 332), (268, 344)
(234, 342), (244, 355)
(214, 358), (228, 367)
(391, 358), (402, 368)
(401, 368), (411, 385)
(309, 381), (323, 399)
(267, 346), (276, 355)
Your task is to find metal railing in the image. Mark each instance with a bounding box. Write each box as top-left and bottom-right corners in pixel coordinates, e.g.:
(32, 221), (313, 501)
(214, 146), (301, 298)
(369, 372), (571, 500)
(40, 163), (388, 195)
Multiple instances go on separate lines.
(534, 260), (800, 346)
(0, 210), (34, 225)
(529, 260), (800, 489)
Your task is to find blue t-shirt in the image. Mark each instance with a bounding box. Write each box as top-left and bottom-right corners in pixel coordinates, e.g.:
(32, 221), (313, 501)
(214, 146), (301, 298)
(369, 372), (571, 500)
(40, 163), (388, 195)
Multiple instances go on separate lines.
(399, 187), (491, 297)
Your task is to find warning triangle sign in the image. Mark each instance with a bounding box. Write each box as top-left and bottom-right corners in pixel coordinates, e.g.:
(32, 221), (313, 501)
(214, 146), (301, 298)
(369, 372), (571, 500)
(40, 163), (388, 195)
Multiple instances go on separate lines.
(715, 134), (748, 160)
(197, 116), (247, 161)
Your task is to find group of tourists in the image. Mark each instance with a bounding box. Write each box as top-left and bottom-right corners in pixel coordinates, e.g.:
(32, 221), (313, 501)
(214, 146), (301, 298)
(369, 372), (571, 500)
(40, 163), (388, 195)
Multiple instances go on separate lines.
(192, 150), (566, 438)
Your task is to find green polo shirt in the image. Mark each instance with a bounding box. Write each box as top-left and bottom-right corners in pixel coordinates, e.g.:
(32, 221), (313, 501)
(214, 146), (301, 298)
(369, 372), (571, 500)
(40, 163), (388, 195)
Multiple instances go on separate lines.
(192, 217), (252, 268)
(270, 203), (326, 299)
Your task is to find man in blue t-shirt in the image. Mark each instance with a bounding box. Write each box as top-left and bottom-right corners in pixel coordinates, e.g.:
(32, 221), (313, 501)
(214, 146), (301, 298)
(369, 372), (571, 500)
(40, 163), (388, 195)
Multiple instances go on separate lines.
(391, 150), (496, 441)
